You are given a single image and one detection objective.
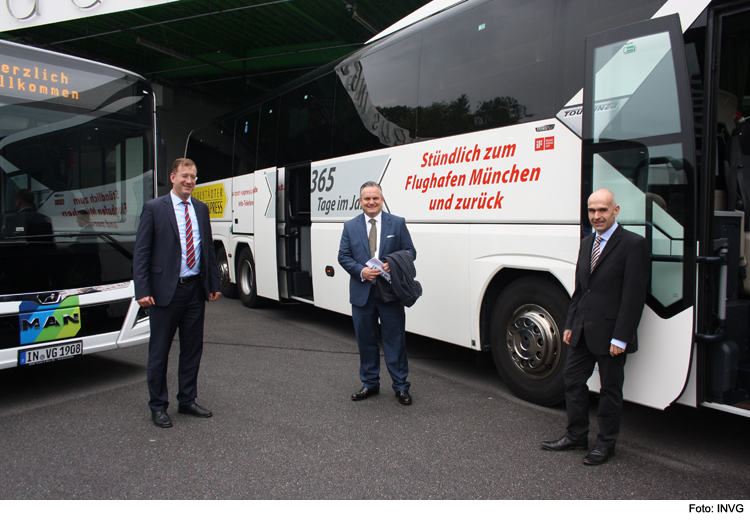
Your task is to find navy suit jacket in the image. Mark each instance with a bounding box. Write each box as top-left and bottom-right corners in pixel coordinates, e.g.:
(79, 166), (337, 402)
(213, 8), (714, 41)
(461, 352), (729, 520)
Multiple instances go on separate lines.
(133, 193), (221, 306)
(338, 211), (416, 307)
(565, 224), (650, 355)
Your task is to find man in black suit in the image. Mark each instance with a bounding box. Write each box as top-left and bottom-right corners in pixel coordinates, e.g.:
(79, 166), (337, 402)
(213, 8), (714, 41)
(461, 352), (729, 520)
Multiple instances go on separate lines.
(1, 189), (54, 292)
(1, 188), (53, 238)
(542, 189), (649, 465)
(338, 182), (416, 405)
(134, 158), (222, 428)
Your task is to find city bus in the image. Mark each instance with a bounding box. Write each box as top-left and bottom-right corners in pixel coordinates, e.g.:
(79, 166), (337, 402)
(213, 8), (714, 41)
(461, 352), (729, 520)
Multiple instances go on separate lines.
(0, 39), (157, 369)
(185, 0), (750, 417)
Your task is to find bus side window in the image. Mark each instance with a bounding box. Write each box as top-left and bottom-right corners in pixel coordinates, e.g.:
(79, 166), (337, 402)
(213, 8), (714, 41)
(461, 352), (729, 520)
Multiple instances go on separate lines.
(333, 33), (420, 156)
(186, 120), (234, 184)
(277, 76), (335, 166)
(258, 99), (280, 169)
(418, 0), (556, 139)
(233, 109), (259, 176)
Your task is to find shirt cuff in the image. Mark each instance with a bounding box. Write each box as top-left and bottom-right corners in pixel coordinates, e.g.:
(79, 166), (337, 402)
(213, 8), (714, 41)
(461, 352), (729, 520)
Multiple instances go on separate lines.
(611, 338), (627, 351)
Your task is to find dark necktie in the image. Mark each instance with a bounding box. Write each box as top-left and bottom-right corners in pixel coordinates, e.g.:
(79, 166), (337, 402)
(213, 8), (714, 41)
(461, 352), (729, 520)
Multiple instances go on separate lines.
(183, 201), (195, 269)
(368, 218), (377, 258)
(590, 235), (603, 273)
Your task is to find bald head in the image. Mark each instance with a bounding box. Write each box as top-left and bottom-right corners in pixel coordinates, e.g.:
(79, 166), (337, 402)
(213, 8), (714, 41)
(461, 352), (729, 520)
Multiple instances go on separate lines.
(588, 189), (619, 235)
(590, 189), (616, 207)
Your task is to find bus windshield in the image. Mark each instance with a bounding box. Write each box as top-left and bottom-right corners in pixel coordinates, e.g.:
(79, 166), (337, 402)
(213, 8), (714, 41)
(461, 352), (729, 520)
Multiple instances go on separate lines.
(0, 43), (154, 296)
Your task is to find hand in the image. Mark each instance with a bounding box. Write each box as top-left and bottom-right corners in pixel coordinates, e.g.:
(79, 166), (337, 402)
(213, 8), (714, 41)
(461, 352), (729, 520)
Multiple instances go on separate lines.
(563, 330), (572, 345)
(382, 262), (390, 273)
(209, 292), (221, 301)
(137, 296), (154, 308)
(610, 344), (625, 356)
(362, 266), (381, 281)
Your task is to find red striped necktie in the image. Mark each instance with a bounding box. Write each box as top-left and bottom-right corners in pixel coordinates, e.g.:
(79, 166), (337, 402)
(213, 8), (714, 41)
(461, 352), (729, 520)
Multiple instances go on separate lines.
(590, 235), (603, 273)
(183, 201), (195, 268)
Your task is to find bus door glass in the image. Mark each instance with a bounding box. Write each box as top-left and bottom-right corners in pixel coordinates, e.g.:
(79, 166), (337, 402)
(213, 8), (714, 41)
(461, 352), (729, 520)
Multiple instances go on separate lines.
(582, 14), (697, 408)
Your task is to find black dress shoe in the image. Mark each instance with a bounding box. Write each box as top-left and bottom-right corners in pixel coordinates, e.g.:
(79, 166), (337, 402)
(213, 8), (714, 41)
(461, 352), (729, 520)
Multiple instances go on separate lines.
(395, 390), (412, 405)
(152, 410), (172, 428)
(178, 403), (213, 418)
(583, 445), (614, 465)
(541, 436), (588, 451)
(351, 386), (379, 401)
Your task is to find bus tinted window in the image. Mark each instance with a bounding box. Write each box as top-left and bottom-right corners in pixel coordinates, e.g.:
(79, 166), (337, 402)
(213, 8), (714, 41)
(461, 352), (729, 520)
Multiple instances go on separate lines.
(332, 68), (395, 158)
(234, 109), (259, 175)
(418, 0), (556, 139)
(277, 75), (336, 166)
(186, 120), (234, 183)
(258, 99), (280, 169)
(334, 33), (421, 152)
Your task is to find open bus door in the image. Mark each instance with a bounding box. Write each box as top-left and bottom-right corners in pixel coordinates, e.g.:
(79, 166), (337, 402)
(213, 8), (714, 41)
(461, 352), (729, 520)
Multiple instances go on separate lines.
(253, 167), (280, 302)
(581, 14), (698, 410)
(280, 163), (314, 303)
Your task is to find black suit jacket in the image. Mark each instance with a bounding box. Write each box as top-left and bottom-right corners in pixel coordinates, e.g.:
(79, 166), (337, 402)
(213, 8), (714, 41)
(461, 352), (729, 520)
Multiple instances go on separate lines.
(565, 224), (650, 355)
(133, 193), (221, 306)
(3, 207), (53, 239)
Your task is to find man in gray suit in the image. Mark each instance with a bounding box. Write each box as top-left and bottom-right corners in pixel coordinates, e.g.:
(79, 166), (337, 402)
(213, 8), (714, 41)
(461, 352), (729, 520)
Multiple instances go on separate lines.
(542, 189), (650, 465)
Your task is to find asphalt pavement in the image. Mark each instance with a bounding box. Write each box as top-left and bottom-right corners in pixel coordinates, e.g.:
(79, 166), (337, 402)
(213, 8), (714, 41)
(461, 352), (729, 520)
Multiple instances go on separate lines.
(1, 296), (749, 500)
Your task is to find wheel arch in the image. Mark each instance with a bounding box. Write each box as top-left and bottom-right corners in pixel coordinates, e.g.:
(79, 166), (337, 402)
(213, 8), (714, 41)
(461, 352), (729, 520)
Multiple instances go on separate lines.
(213, 239), (228, 264)
(232, 241), (253, 274)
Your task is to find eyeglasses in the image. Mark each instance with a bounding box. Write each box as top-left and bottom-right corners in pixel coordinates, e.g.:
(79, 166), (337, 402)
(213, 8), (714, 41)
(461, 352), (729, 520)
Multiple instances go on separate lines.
(176, 173), (198, 182)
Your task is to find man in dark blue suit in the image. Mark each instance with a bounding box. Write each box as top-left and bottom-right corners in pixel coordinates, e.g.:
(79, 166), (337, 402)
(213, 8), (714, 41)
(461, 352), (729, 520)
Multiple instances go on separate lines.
(134, 158), (221, 428)
(338, 181), (416, 405)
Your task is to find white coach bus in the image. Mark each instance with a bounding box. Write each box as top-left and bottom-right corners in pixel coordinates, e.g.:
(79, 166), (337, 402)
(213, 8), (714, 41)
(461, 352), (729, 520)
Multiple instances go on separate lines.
(0, 40), (158, 369)
(186, 0), (750, 416)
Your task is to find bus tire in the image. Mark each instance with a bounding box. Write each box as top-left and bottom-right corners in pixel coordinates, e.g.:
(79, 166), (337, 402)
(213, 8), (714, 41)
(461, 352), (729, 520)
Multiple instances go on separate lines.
(217, 246), (237, 299)
(489, 277), (569, 406)
(237, 247), (260, 308)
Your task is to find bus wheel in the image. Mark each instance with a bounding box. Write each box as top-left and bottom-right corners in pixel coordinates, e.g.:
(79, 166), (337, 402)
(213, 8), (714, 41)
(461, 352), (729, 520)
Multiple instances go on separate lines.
(490, 277), (569, 406)
(237, 247), (259, 308)
(217, 247), (237, 299)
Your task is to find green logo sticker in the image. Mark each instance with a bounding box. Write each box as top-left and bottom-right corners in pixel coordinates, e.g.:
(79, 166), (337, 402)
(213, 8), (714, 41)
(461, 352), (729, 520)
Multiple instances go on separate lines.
(18, 296), (82, 345)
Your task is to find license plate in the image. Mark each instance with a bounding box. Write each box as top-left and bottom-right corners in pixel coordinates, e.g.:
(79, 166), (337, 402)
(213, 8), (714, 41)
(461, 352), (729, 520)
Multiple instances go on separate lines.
(18, 341), (83, 366)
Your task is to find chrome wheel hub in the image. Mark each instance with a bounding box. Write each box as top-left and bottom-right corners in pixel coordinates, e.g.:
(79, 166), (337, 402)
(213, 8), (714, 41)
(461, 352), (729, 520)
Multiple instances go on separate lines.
(505, 304), (561, 379)
(239, 260), (253, 295)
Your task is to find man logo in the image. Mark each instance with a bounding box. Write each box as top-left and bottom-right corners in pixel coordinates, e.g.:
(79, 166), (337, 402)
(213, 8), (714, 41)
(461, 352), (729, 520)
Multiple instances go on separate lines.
(38, 292), (62, 305)
(21, 313), (80, 331)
